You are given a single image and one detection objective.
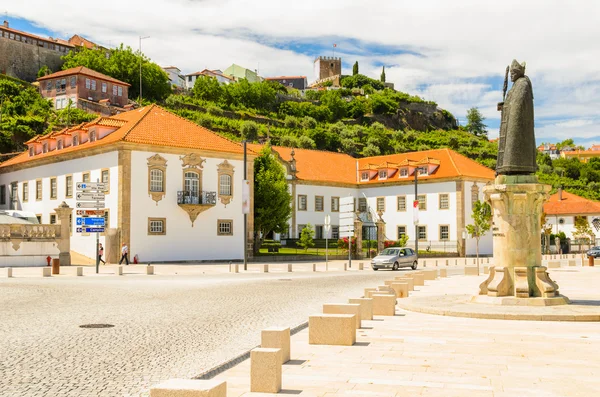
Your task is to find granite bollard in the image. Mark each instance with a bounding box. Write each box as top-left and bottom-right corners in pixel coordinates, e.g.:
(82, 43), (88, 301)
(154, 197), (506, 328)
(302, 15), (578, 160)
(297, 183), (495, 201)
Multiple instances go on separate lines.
(390, 282), (409, 298)
(250, 348), (282, 393)
(348, 298), (373, 321)
(42, 267), (51, 277)
(309, 314), (356, 346)
(323, 303), (361, 328)
(150, 379), (226, 397)
(261, 327), (290, 364)
(146, 265), (154, 275)
(372, 294), (396, 316)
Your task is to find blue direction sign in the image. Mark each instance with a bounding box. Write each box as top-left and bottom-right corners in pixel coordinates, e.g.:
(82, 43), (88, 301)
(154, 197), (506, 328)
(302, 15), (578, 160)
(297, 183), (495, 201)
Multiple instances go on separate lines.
(76, 217), (106, 226)
(76, 227), (105, 233)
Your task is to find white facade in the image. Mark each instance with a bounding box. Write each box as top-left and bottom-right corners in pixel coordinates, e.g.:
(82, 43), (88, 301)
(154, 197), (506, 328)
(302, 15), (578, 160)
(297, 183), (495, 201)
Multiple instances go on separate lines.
(546, 214), (600, 240)
(163, 67), (185, 90)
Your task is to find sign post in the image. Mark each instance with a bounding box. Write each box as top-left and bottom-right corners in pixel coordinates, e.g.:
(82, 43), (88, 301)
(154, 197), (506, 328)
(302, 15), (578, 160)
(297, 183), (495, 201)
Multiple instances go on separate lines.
(324, 214), (331, 270)
(339, 196), (355, 269)
(76, 180), (106, 274)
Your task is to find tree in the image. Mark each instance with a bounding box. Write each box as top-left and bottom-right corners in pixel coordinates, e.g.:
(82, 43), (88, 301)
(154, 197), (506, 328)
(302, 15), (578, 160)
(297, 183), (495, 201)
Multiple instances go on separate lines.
(540, 212), (553, 254)
(253, 145), (293, 253)
(465, 107), (487, 137)
(353, 61), (359, 76)
(465, 200), (492, 274)
(37, 65), (52, 78)
(296, 224), (315, 251)
(380, 66), (386, 83)
(192, 75), (223, 103)
(240, 121), (259, 141)
(573, 216), (595, 251)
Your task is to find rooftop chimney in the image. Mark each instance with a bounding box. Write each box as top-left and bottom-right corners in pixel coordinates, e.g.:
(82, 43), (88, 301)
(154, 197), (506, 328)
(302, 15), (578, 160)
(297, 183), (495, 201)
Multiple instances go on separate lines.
(558, 187), (563, 201)
(3, 21), (8, 28)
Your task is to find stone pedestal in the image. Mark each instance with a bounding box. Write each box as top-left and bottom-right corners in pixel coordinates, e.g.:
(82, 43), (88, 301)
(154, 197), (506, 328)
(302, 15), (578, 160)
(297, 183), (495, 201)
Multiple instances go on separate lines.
(479, 177), (565, 303)
(54, 202), (73, 266)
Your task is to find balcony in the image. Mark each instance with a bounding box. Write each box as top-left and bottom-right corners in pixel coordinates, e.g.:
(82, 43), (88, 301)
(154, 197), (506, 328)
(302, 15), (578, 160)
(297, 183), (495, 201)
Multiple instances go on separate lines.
(176, 191), (216, 226)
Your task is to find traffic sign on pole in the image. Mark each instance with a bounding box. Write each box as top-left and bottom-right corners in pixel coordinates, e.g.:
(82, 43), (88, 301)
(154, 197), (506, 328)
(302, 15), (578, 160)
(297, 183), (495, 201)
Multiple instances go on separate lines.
(76, 192), (105, 201)
(76, 182), (107, 191)
(76, 201), (105, 208)
(76, 217), (106, 227)
(76, 210), (105, 216)
(76, 227), (105, 233)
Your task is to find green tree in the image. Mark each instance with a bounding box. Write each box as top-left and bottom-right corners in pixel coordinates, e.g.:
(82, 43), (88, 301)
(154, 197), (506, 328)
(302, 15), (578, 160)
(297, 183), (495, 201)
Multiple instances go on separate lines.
(37, 65), (52, 78)
(192, 75), (223, 103)
(573, 216), (595, 251)
(253, 145), (293, 253)
(465, 200), (492, 273)
(296, 224), (315, 251)
(465, 107), (487, 137)
(380, 66), (386, 83)
(353, 61), (359, 76)
(240, 121), (259, 141)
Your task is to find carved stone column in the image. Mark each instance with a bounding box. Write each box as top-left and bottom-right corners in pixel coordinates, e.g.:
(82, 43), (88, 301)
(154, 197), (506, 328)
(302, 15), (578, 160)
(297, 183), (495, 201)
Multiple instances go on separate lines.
(54, 201), (73, 266)
(354, 218), (363, 259)
(376, 211), (385, 254)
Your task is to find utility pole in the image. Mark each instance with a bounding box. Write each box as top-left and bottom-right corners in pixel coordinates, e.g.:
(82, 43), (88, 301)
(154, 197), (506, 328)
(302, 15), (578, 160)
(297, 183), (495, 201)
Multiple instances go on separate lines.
(243, 140), (248, 271)
(414, 169), (419, 261)
(139, 36), (150, 103)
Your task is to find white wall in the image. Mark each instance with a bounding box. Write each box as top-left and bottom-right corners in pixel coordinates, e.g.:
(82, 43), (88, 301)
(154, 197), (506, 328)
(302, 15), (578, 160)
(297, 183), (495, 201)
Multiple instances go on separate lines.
(0, 151), (119, 259)
(464, 181), (493, 256)
(129, 150), (245, 262)
(0, 241), (59, 267)
(547, 214), (600, 240)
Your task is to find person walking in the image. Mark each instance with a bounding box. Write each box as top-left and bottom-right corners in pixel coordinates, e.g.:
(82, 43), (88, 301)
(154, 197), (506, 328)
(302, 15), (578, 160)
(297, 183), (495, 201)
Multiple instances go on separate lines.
(119, 243), (129, 265)
(98, 243), (106, 265)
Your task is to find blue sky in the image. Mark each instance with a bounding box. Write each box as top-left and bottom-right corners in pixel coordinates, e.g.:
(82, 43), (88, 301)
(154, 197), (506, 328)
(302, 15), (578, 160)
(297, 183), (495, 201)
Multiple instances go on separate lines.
(3, 2), (599, 148)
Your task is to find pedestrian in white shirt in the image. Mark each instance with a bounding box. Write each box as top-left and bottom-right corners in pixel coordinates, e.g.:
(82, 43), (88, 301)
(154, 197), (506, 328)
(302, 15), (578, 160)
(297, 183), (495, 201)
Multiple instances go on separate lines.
(119, 243), (129, 265)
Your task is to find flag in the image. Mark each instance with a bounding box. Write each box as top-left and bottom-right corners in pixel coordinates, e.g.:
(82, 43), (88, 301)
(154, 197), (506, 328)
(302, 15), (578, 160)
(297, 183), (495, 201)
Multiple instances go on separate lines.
(333, 43), (337, 47)
(413, 200), (419, 225)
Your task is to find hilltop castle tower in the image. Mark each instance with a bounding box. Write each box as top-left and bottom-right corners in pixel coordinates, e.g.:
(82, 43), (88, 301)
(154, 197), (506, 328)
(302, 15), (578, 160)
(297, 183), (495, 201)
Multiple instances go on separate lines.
(313, 56), (342, 81)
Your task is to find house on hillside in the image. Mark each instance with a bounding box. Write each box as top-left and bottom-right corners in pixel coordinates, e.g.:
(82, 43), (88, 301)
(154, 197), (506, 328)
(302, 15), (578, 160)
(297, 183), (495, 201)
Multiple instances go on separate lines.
(68, 34), (103, 50)
(0, 105), (255, 263)
(560, 148), (600, 163)
(162, 66), (186, 91)
(249, 145), (495, 257)
(185, 69), (234, 90)
(223, 64), (260, 83)
(265, 76), (308, 90)
(537, 143), (560, 160)
(37, 66), (131, 116)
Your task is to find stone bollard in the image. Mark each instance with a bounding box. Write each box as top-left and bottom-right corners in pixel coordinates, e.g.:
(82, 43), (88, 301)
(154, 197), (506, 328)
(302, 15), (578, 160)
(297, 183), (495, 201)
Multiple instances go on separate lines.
(287, 263), (293, 272)
(116, 266), (123, 276)
(343, 263), (348, 271)
(261, 327), (290, 364)
(349, 298), (373, 321)
(412, 273), (425, 286)
(309, 314), (356, 345)
(483, 266), (489, 274)
(547, 261), (560, 268)
(364, 288), (377, 298)
(75, 267), (83, 276)
(42, 267), (51, 277)
(262, 264), (269, 273)
(464, 266), (479, 276)
(439, 268), (447, 278)
(487, 258), (490, 263)
(372, 294), (396, 316)
(146, 265), (154, 275)
(446, 259), (449, 266)
(423, 269), (437, 281)
(376, 285), (396, 295)
(312, 263), (317, 272)
(394, 276), (414, 291)
(423, 260), (427, 268)
(229, 263), (239, 273)
(150, 379), (226, 397)
(568, 260), (577, 267)
(390, 282), (409, 298)
(5, 267), (13, 278)
(358, 262), (364, 270)
(323, 303), (361, 329)
(250, 348), (282, 393)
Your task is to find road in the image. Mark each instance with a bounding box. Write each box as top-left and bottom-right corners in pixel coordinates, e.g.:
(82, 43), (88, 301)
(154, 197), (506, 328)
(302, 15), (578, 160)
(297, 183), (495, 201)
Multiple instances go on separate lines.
(0, 266), (401, 396)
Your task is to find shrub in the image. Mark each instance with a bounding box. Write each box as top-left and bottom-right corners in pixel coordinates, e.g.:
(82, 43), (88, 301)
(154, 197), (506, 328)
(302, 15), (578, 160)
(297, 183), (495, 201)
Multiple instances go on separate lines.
(240, 120), (259, 141)
(298, 135), (316, 149)
(279, 135), (300, 148)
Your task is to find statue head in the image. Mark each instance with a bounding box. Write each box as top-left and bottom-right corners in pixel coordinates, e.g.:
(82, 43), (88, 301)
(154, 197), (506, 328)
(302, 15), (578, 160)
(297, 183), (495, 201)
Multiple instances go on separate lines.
(510, 59), (526, 82)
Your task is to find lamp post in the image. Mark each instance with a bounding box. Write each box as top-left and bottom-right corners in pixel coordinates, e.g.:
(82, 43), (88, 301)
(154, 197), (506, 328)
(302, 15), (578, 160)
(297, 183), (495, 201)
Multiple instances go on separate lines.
(139, 36), (150, 103)
(243, 140), (248, 271)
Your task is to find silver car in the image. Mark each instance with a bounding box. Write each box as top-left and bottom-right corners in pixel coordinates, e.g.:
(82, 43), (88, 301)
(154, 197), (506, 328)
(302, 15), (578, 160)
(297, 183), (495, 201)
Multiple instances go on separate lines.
(588, 246), (600, 258)
(371, 247), (417, 271)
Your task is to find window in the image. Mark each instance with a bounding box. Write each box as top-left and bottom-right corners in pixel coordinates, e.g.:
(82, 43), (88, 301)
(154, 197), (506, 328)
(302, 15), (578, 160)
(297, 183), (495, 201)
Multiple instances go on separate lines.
(397, 196), (406, 211)
(378, 170), (387, 180)
(331, 226), (339, 239)
(70, 76), (76, 88)
(147, 154), (167, 204)
(101, 169), (109, 190)
(315, 196), (324, 212)
(315, 225), (324, 239)
(112, 85), (117, 96)
(69, 214), (72, 234)
(377, 197), (385, 212)
(36, 214), (42, 223)
(82, 172), (90, 183)
(46, 81), (52, 91)
(101, 82), (107, 93)
(331, 197), (339, 212)
(217, 219), (233, 236)
(418, 225), (427, 241)
(91, 80), (96, 90)
(29, 147), (34, 157)
(57, 139), (63, 150)
(50, 214), (57, 224)
(85, 78), (90, 89)
(184, 171), (200, 203)
(358, 197), (367, 212)
(361, 171), (369, 181)
(42, 142), (48, 153)
(0, 185), (5, 205)
(72, 134), (79, 146)
(9, 182), (17, 209)
(400, 168), (408, 177)
(298, 195), (307, 211)
(65, 175), (73, 197)
(50, 178), (57, 199)
(22, 182), (28, 202)
(439, 194), (449, 210)
(219, 174), (231, 196)
(89, 130), (96, 142)
(297, 224), (307, 236)
(150, 169), (164, 192)
(397, 225), (407, 239)
(36, 180), (42, 200)
(417, 194), (427, 210)
(59, 79), (66, 92)
(118, 86), (123, 96)
(417, 166), (428, 176)
(471, 183), (479, 206)
(440, 225), (449, 241)
(148, 218), (166, 235)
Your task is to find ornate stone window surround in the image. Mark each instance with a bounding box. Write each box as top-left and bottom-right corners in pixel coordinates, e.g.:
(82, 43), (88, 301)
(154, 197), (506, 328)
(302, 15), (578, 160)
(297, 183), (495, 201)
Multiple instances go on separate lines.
(439, 225), (450, 241)
(147, 154), (167, 205)
(217, 219), (233, 236)
(148, 218), (166, 235)
(217, 160), (235, 206)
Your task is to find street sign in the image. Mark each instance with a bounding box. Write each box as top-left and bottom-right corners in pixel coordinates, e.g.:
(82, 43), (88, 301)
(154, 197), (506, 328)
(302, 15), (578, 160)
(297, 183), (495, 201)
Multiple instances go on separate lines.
(324, 215), (331, 234)
(76, 192), (105, 201)
(76, 227), (105, 233)
(76, 210), (106, 216)
(76, 201), (105, 208)
(76, 182), (107, 191)
(76, 217), (106, 226)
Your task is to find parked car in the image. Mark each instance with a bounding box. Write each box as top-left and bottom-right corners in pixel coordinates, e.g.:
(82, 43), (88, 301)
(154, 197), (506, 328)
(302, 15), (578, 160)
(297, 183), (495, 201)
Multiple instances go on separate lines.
(371, 247), (417, 271)
(587, 246), (600, 258)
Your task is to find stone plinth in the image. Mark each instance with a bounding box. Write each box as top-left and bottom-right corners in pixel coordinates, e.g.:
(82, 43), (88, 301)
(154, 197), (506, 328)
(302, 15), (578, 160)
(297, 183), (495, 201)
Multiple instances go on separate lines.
(372, 294), (396, 316)
(390, 282), (409, 298)
(146, 265), (154, 275)
(394, 276), (414, 291)
(423, 270), (437, 280)
(75, 267), (83, 276)
(261, 327), (290, 364)
(42, 267), (51, 277)
(116, 266), (123, 276)
(547, 261), (560, 268)
(150, 379), (226, 397)
(4, 267), (12, 277)
(287, 263), (292, 272)
(412, 273), (425, 286)
(250, 348), (282, 393)
(309, 314), (356, 346)
(323, 303), (361, 329)
(349, 298), (373, 321)
(465, 266), (479, 276)
(439, 269), (447, 278)
(364, 288), (377, 298)
(229, 264), (239, 273)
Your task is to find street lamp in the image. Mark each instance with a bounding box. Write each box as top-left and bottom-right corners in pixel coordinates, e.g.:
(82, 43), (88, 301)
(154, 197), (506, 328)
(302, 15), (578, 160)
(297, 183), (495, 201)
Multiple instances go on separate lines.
(139, 36), (150, 103)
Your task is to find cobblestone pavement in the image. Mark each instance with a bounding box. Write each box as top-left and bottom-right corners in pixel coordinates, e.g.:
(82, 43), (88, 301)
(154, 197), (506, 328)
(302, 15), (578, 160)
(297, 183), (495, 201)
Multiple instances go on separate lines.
(0, 265), (403, 396)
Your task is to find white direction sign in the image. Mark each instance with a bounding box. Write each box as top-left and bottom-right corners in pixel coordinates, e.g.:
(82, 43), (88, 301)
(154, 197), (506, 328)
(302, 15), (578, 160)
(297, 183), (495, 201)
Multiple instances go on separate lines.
(76, 201), (105, 208)
(339, 196), (355, 238)
(324, 215), (331, 234)
(76, 192), (105, 201)
(76, 182), (107, 191)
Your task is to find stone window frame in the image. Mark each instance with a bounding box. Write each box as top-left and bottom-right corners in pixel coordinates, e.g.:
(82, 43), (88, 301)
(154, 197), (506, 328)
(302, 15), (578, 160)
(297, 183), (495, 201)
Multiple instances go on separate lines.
(378, 170), (387, 180)
(82, 172), (91, 184)
(49, 213), (57, 225)
(148, 218), (166, 235)
(57, 139), (63, 150)
(376, 197), (385, 212)
(315, 195), (324, 212)
(417, 225), (427, 241)
(360, 171), (369, 181)
(36, 214), (42, 224)
(417, 194), (427, 211)
(439, 193), (450, 210)
(217, 219), (233, 236)
(50, 177), (57, 200)
(147, 154), (168, 205)
(35, 179), (42, 201)
(471, 183), (479, 206)
(65, 175), (73, 198)
(217, 160), (234, 206)
(397, 195), (406, 212)
(102, 209), (110, 236)
(331, 196), (339, 212)
(298, 195), (307, 211)
(22, 181), (28, 202)
(0, 184), (5, 205)
(101, 169), (110, 194)
(397, 225), (407, 240)
(358, 197), (367, 212)
(439, 225), (450, 241)
(399, 168), (409, 178)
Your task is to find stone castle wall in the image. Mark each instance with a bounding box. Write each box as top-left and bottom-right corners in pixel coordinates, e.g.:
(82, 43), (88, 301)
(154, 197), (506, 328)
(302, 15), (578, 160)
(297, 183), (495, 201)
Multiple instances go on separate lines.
(0, 37), (65, 82)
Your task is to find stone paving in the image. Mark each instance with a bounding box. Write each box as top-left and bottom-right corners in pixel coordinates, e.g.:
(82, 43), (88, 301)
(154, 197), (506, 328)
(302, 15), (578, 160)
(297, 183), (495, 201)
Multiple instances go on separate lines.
(0, 261), (402, 397)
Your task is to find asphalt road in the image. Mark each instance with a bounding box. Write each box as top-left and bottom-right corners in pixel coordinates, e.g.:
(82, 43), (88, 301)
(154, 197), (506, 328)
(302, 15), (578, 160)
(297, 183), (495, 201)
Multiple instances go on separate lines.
(0, 267), (403, 396)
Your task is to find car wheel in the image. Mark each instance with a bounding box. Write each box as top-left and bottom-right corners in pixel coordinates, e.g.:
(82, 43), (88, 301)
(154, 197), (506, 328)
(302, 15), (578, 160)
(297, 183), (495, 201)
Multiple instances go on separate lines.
(411, 261), (418, 270)
(373, 267), (379, 271)
(392, 262), (399, 271)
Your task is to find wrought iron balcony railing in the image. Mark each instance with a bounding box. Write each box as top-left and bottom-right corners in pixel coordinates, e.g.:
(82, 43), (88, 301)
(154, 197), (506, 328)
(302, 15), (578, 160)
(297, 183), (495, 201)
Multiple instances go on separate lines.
(176, 190), (217, 205)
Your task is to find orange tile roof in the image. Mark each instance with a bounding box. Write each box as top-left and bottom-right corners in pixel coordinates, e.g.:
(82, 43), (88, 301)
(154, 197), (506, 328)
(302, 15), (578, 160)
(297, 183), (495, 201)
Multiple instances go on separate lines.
(68, 34), (100, 49)
(544, 191), (600, 215)
(0, 105), (244, 169)
(0, 24), (74, 47)
(37, 66), (131, 86)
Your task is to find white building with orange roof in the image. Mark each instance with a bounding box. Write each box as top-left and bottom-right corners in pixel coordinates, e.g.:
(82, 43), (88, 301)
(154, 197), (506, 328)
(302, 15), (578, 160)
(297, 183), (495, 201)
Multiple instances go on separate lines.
(543, 189), (600, 243)
(0, 105), (255, 263)
(251, 145), (495, 256)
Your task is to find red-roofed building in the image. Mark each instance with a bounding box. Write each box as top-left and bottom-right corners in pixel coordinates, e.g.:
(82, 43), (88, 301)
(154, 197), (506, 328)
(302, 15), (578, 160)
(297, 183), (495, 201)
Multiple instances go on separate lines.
(543, 189), (600, 244)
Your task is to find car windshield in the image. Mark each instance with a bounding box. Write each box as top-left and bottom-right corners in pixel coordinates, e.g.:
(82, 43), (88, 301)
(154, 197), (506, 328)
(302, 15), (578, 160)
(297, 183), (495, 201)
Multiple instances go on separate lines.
(380, 249), (399, 256)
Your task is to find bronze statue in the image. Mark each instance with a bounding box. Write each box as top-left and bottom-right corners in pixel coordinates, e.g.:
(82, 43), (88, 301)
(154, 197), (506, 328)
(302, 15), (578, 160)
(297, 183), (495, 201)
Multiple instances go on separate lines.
(496, 60), (537, 175)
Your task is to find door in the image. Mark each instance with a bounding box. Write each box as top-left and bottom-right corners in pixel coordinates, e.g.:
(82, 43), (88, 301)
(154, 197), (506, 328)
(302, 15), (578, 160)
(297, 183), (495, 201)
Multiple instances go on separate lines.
(184, 171), (200, 204)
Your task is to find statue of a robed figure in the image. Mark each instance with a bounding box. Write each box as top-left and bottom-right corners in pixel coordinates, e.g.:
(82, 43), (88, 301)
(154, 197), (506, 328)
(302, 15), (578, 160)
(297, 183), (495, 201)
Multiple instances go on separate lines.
(496, 60), (537, 175)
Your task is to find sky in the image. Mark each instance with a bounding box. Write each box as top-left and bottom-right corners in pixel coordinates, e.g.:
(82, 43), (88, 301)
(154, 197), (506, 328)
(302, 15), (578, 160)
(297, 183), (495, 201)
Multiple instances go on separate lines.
(4, 1), (600, 147)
